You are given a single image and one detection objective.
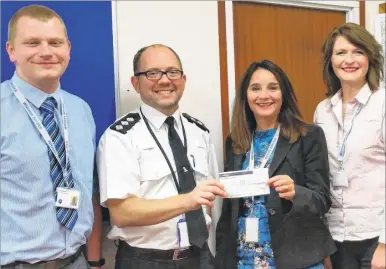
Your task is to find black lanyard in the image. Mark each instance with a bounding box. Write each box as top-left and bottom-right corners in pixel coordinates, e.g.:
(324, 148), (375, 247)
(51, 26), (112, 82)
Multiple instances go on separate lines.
(139, 108), (188, 193)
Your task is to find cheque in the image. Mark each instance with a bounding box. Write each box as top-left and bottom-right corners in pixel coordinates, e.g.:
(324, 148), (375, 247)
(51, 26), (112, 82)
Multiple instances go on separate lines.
(219, 168), (270, 198)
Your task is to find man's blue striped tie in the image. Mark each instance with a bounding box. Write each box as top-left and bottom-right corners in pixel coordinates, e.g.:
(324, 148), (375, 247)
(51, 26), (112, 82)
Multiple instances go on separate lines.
(40, 97), (78, 230)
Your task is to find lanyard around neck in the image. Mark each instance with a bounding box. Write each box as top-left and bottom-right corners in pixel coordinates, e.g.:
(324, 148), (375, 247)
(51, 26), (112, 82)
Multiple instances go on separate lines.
(10, 81), (70, 184)
(337, 103), (363, 164)
(139, 108), (188, 193)
(248, 124), (281, 170)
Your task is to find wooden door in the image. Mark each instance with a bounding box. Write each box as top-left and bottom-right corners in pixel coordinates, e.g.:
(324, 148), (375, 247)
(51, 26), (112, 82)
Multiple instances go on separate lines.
(232, 2), (346, 123)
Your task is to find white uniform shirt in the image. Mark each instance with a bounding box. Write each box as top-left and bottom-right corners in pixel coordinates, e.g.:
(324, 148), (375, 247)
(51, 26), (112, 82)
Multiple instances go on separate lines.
(97, 103), (218, 249)
(314, 84), (385, 243)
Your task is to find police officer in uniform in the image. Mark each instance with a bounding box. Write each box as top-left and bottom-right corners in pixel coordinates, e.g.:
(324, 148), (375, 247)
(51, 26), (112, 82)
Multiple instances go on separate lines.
(97, 44), (226, 269)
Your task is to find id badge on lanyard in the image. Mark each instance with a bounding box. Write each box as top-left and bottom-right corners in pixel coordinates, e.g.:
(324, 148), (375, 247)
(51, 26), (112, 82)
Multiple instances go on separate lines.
(55, 187), (81, 209)
(333, 104), (363, 188)
(245, 217), (259, 242)
(245, 125), (280, 243)
(9, 81), (72, 187)
(177, 217), (190, 248)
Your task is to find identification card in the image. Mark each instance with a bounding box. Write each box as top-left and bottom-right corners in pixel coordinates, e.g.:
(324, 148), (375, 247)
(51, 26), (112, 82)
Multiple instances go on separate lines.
(177, 218), (190, 248)
(245, 218), (259, 242)
(219, 168), (270, 198)
(55, 187), (80, 209)
(332, 170), (348, 187)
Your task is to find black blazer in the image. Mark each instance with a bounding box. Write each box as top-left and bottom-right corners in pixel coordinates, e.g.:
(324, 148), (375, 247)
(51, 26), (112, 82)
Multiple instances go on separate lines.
(215, 125), (336, 269)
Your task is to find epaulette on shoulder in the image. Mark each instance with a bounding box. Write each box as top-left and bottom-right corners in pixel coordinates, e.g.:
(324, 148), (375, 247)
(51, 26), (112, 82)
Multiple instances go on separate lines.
(182, 113), (209, 133)
(110, 113), (141, 134)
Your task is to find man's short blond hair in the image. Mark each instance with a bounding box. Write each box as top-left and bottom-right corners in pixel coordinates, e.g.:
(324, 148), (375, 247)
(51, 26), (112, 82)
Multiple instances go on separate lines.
(8, 4), (68, 42)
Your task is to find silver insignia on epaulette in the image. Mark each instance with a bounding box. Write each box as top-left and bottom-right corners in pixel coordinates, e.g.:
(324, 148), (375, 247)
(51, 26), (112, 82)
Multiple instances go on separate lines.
(116, 125), (123, 130)
(121, 121), (129, 125)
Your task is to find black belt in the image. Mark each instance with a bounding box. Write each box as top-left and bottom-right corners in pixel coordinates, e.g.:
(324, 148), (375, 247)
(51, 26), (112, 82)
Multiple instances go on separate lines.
(119, 241), (202, 261)
(3, 248), (82, 269)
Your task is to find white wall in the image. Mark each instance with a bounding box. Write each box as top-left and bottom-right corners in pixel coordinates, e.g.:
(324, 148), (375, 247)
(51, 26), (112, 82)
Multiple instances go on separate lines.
(114, 1), (223, 253)
(366, 1), (384, 34)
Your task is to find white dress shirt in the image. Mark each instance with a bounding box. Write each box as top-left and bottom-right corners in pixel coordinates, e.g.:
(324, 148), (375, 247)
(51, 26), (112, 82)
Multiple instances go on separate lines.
(97, 103), (217, 250)
(314, 84), (385, 243)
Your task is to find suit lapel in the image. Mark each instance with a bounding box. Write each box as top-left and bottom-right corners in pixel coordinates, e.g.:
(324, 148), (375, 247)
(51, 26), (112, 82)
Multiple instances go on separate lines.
(233, 154), (245, 171)
(268, 135), (292, 177)
(231, 153), (245, 228)
(264, 135), (292, 215)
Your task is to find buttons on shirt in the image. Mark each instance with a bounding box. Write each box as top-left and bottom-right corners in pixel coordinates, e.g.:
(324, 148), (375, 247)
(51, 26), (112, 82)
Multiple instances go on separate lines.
(268, 208), (276, 215)
(190, 142), (209, 177)
(191, 159), (208, 177)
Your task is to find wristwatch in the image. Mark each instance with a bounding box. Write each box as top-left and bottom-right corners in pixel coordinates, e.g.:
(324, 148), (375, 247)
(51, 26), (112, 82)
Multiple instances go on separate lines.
(87, 258), (105, 267)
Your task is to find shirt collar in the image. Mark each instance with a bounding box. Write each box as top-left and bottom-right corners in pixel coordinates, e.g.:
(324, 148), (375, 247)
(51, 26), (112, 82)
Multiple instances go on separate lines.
(355, 83), (372, 105)
(11, 72), (62, 109)
(140, 103), (182, 131)
(328, 83), (372, 108)
(329, 89), (342, 107)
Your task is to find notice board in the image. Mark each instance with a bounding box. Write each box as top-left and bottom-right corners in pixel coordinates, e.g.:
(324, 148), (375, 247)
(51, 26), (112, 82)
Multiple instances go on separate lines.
(1, 1), (117, 142)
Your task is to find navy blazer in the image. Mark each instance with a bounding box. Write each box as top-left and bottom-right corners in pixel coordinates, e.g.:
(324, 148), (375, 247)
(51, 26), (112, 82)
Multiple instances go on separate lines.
(215, 125), (336, 269)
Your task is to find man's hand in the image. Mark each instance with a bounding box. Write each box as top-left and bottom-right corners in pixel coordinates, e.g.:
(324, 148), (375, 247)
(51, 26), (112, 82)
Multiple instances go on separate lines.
(267, 175), (295, 201)
(372, 243), (386, 269)
(185, 180), (226, 210)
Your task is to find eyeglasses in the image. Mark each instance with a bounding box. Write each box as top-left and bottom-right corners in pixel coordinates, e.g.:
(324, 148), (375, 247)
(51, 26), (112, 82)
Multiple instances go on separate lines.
(134, 70), (184, 81)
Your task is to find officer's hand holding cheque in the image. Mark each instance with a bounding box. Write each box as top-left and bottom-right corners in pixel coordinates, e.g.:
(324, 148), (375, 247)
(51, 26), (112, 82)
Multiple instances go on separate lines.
(106, 179), (225, 228)
(186, 179), (226, 210)
(97, 44), (226, 269)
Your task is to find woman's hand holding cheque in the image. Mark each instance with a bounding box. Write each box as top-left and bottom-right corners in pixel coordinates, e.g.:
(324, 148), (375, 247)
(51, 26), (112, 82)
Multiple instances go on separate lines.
(267, 175), (295, 201)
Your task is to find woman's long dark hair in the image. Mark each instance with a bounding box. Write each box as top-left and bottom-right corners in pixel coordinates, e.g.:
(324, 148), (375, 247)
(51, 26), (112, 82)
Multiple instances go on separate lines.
(230, 60), (306, 154)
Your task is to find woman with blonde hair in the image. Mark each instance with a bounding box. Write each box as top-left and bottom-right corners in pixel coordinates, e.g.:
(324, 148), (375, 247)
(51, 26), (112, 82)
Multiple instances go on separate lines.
(314, 22), (385, 269)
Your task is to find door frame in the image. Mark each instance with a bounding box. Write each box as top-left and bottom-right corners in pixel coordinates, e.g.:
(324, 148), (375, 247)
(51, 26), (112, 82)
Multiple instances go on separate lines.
(111, 1), (121, 118)
(224, 0), (360, 123)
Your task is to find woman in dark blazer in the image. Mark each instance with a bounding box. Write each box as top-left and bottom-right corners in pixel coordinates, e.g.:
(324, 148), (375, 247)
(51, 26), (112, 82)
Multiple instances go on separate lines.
(215, 60), (336, 269)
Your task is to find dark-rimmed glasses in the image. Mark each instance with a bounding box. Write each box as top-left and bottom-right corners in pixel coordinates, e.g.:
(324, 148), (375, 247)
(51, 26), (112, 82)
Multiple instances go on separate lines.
(134, 70), (184, 81)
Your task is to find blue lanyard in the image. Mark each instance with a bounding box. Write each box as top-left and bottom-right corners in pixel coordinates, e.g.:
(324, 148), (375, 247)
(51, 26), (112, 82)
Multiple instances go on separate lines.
(338, 104), (363, 167)
(10, 81), (71, 185)
(248, 125), (280, 204)
(249, 124), (281, 170)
